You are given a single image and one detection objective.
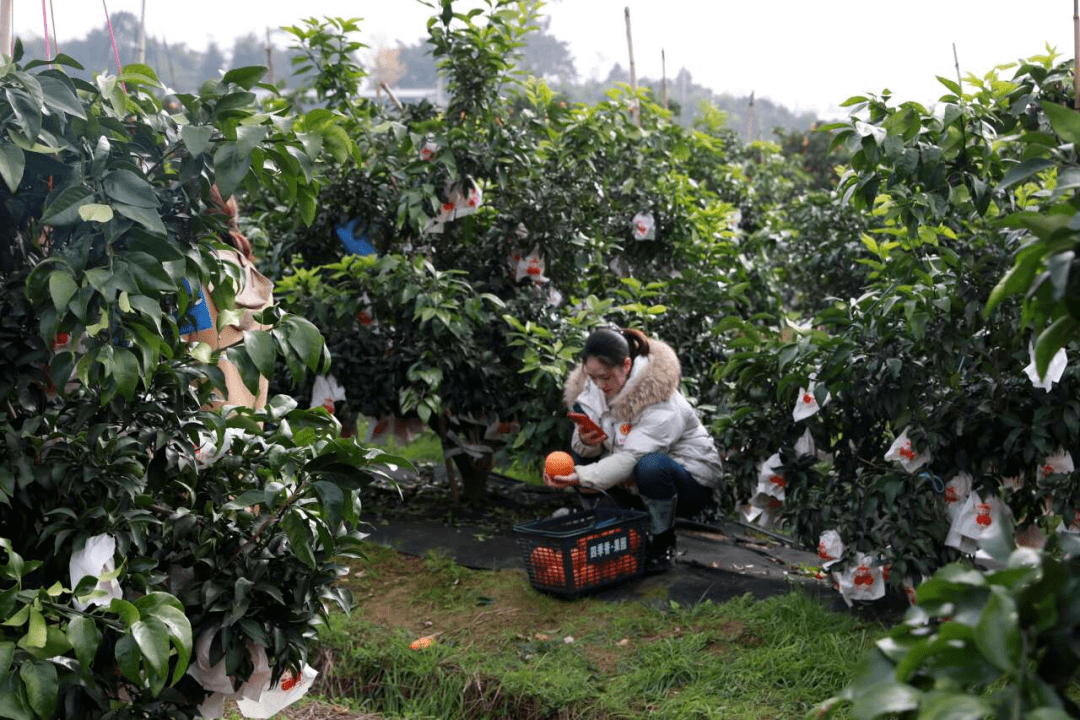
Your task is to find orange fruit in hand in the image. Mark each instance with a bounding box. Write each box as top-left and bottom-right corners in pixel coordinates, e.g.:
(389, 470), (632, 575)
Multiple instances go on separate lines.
(544, 451), (575, 479)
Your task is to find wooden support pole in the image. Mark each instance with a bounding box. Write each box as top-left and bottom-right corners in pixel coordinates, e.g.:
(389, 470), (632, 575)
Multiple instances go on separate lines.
(0, 0), (11, 57)
(1074, 0), (1079, 108)
(746, 91), (755, 141)
(953, 43), (963, 95)
(265, 28), (274, 85)
(624, 7), (640, 126)
(661, 49), (668, 110)
(380, 81), (404, 110)
(162, 35), (177, 87)
(137, 0), (146, 64)
(49, 0), (57, 55)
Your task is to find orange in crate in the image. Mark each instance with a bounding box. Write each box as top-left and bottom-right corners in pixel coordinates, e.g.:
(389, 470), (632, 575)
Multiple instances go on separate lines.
(570, 546), (594, 588)
(530, 545), (565, 587)
(599, 553), (638, 582)
(544, 451), (575, 478)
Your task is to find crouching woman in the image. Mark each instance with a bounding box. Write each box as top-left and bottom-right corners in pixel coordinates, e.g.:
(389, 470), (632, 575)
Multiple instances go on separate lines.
(548, 327), (723, 573)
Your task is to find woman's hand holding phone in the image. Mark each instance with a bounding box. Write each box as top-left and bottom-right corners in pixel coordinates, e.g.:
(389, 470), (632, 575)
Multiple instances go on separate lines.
(568, 412), (607, 444)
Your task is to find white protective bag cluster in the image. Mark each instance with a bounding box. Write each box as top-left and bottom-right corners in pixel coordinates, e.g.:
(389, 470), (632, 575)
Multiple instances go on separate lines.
(68, 533), (123, 612)
(631, 211), (655, 240)
(310, 374), (347, 414)
(831, 551), (887, 605)
(426, 181), (483, 233)
(188, 629), (318, 719)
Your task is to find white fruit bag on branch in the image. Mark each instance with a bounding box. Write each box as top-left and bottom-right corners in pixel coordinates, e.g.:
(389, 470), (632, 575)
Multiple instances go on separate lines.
(68, 533), (123, 612)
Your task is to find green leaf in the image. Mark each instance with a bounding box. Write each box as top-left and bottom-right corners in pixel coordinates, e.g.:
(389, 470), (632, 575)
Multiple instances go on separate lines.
(850, 682), (920, 718)
(0, 143), (26, 192)
(19, 660), (57, 719)
(917, 692), (994, 720)
(973, 587), (1020, 672)
(223, 345), (263, 396)
(1025, 710), (1075, 720)
(111, 347), (140, 400)
(85, 308), (109, 338)
(132, 592), (184, 616)
(284, 144), (313, 182)
(39, 53), (85, 70)
(109, 598), (140, 628)
(985, 245), (1042, 315)
(149, 604), (190, 683)
(181, 125), (215, 157)
(283, 316), (325, 371)
(281, 512), (316, 568)
(66, 615), (102, 673)
(1041, 100), (1080, 145)
(102, 169), (158, 208)
(214, 141), (252, 198)
(996, 158), (1055, 191)
(37, 72), (86, 119)
(243, 330), (276, 379)
(6, 88), (42, 143)
(0, 641), (13, 674)
(235, 124), (269, 158)
(1035, 314), (1079, 377)
(48, 271), (78, 310)
(222, 66), (268, 89)
(40, 185), (93, 227)
(322, 123), (354, 163)
(189, 341), (213, 365)
(113, 202), (166, 235)
(131, 618), (170, 679)
(125, 252), (175, 293)
(0, 688), (32, 720)
(114, 633), (141, 684)
(119, 63), (161, 87)
(4, 604), (30, 627)
(25, 608), (46, 648)
(298, 184), (316, 225)
(78, 203), (114, 223)
(213, 91), (257, 116)
(312, 480), (344, 526)
(936, 75), (962, 96)
(20, 626), (69, 661)
(1048, 250), (1074, 301)
(223, 490), (266, 510)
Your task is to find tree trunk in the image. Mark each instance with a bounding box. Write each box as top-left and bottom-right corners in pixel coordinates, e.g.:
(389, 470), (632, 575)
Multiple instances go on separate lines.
(451, 452), (491, 502)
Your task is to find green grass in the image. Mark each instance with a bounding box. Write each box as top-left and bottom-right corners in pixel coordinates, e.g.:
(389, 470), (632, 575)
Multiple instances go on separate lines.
(306, 545), (886, 720)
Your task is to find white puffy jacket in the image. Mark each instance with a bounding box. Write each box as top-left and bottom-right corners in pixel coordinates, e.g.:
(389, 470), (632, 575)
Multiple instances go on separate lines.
(562, 337), (722, 491)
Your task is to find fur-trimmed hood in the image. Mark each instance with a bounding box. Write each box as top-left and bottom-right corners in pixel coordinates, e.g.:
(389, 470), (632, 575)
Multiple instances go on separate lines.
(563, 337), (682, 422)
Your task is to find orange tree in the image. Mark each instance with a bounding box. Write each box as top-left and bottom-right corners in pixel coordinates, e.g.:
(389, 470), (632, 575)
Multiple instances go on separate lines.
(714, 50), (1080, 598)
(262, 1), (788, 500)
(813, 51), (1080, 720)
(0, 44), (400, 718)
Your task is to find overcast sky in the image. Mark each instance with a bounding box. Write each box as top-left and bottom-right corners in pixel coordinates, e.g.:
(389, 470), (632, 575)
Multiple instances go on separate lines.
(9, 1), (1077, 115)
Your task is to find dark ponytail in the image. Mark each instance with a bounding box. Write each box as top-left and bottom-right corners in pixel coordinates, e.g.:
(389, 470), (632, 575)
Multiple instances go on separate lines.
(582, 327), (651, 368)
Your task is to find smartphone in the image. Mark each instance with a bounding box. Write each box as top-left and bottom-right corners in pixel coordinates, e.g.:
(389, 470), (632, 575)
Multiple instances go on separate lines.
(567, 412), (607, 440)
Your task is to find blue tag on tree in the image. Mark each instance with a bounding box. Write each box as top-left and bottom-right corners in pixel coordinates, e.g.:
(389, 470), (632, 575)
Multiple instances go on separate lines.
(177, 279), (213, 334)
(336, 217), (376, 256)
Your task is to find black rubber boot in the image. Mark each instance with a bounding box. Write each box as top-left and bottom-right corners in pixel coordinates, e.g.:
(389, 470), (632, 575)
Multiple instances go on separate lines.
(644, 529), (676, 575)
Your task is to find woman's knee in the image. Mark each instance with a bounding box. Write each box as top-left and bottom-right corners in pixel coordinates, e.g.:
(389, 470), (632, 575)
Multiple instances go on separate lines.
(634, 453), (678, 497)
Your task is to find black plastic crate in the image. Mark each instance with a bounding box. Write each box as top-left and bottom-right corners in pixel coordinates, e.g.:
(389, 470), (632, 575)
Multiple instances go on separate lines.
(513, 507), (649, 598)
